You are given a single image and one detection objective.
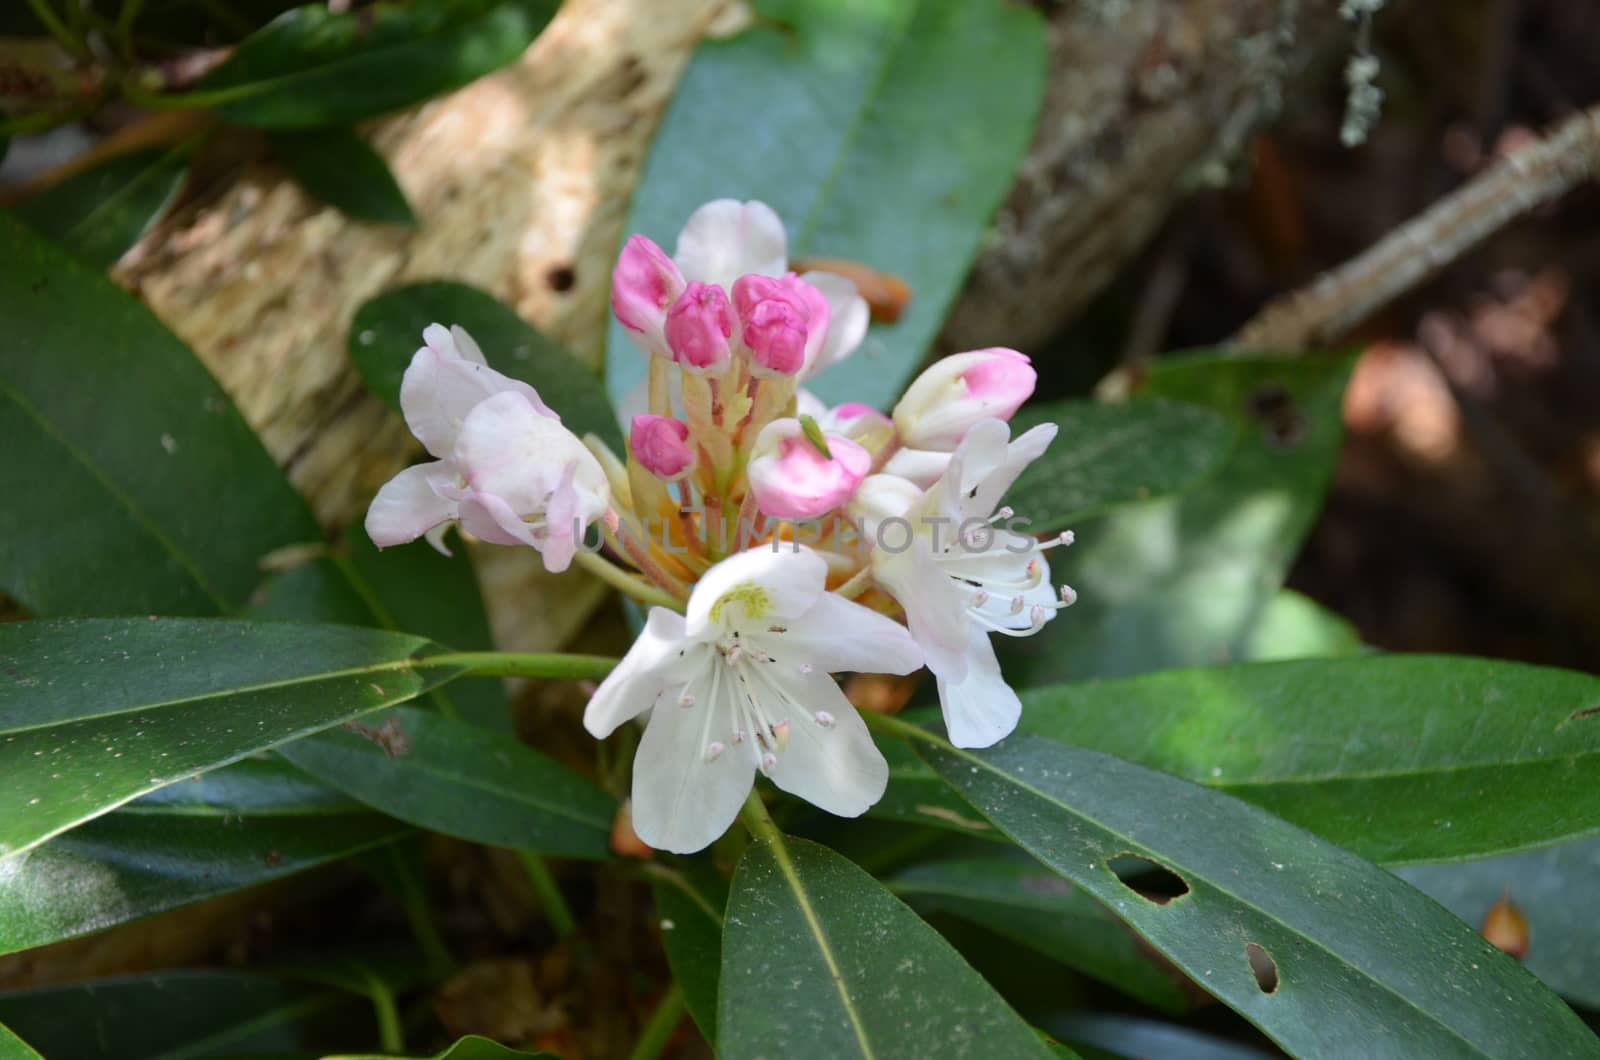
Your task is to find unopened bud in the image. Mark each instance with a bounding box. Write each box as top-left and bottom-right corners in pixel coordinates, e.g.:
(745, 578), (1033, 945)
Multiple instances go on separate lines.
(664, 281), (733, 374)
(748, 418), (871, 519)
(892, 348), (1036, 450)
(733, 273), (830, 377)
(630, 414), (696, 482)
(611, 235), (684, 354)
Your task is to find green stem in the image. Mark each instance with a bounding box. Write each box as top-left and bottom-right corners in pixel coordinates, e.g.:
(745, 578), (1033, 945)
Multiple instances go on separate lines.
(113, 0), (144, 59)
(384, 851), (456, 976)
(575, 548), (684, 611)
(424, 650), (619, 681)
(516, 850), (578, 938)
(625, 983), (685, 1060)
(861, 710), (951, 750)
(25, 0), (89, 59)
(363, 971), (405, 1055)
(739, 788), (783, 845)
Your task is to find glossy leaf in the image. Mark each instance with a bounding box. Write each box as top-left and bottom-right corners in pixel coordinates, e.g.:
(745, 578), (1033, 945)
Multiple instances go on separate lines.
(1001, 354), (1352, 685)
(0, 214), (321, 616)
(329, 1035), (556, 1058)
(1044, 1014), (1274, 1060)
(0, 757), (408, 956)
(653, 869), (727, 1046)
(869, 731), (1007, 837)
(186, 0), (558, 128)
(891, 856), (1190, 1014)
(351, 281), (623, 451)
(12, 145), (189, 267)
(720, 832), (1056, 1059)
(1007, 399), (1238, 533)
(271, 127), (416, 225)
(0, 1022), (39, 1060)
(0, 618), (457, 860)
(1398, 836), (1600, 1010)
(611, 0), (1046, 411)
(280, 705), (614, 858)
(1020, 655), (1600, 864)
(919, 731), (1598, 1057)
(0, 970), (361, 1059)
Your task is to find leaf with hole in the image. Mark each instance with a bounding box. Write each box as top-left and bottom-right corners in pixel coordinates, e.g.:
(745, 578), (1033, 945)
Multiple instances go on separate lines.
(890, 856), (1192, 1014)
(653, 870), (727, 1046)
(610, 0), (1047, 411)
(0, 757), (408, 957)
(917, 730), (1598, 1057)
(183, 0), (558, 128)
(0, 618), (459, 860)
(12, 145), (189, 268)
(279, 705), (615, 858)
(719, 832), (1060, 1059)
(0, 214), (321, 617)
(351, 281), (623, 452)
(1020, 654), (1600, 864)
(271, 127), (416, 225)
(1000, 354), (1352, 686)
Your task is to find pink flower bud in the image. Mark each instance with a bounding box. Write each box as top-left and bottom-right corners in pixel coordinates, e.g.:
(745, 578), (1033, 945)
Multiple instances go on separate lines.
(664, 282), (733, 374)
(732, 273), (830, 377)
(611, 235), (685, 352)
(747, 418), (871, 519)
(630, 414), (696, 482)
(891, 348), (1036, 450)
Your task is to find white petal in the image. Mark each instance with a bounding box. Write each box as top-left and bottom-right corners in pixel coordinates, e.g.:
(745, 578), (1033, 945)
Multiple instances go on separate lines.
(673, 199), (787, 291)
(455, 391), (608, 512)
(952, 421), (1057, 522)
(684, 546), (828, 638)
(936, 623), (1022, 749)
(449, 324), (488, 365)
(771, 591), (923, 675)
(881, 447), (952, 489)
(873, 538), (970, 682)
(798, 270), (870, 377)
(629, 662), (755, 854)
(766, 668), (887, 817)
(400, 344), (554, 458)
(585, 609), (697, 737)
(364, 461), (460, 548)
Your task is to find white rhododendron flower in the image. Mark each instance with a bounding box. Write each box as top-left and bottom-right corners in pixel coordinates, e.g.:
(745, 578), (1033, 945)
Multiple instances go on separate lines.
(583, 547), (921, 854)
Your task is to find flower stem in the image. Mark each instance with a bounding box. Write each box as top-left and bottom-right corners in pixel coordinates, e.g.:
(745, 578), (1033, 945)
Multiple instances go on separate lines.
(515, 849), (577, 938)
(739, 788), (783, 845)
(833, 564), (875, 600)
(625, 983), (686, 1060)
(860, 710), (954, 751)
(362, 970), (405, 1055)
(574, 549), (684, 610)
(26, 0), (89, 59)
(423, 650), (618, 681)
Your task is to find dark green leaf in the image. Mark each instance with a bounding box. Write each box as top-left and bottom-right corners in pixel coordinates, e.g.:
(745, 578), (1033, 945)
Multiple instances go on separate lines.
(1398, 836), (1600, 1010)
(331, 1035), (557, 1058)
(12, 146), (189, 268)
(611, 0), (1046, 411)
(1002, 354), (1352, 685)
(1043, 1014), (1274, 1060)
(351, 281), (623, 452)
(0, 1021), (40, 1060)
(891, 856), (1191, 1014)
(185, 0), (558, 128)
(280, 705), (614, 858)
(868, 731), (1007, 837)
(920, 731), (1598, 1057)
(653, 869), (727, 1046)
(0, 618), (458, 860)
(0, 970), (361, 1059)
(271, 127), (416, 225)
(0, 214), (321, 616)
(0, 757), (408, 957)
(1021, 655), (1600, 864)
(251, 525), (510, 730)
(1008, 399), (1238, 532)
(720, 833), (1057, 1059)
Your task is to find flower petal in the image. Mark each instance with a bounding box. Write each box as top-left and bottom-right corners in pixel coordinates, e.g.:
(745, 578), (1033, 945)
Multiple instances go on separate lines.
(769, 591), (923, 675)
(935, 623), (1022, 749)
(948, 421), (1057, 522)
(872, 537), (970, 682)
(684, 546), (828, 638)
(364, 461), (459, 550)
(766, 668), (887, 817)
(455, 391), (609, 514)
(400, 340), (555, 458)
(585, 609), (696, 738)
(799, 270), (870, 377)
(673, 199), (787, 291)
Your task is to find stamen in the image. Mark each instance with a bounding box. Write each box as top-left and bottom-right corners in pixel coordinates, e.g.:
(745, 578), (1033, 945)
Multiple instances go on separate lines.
(678, 690), (696, 707)
(798, 662), (814, 674)
(1060, 583), (1078, 606)
(1038, 530), (1075, 550)
(1008, 595), (1025, 615)
(814, 711), (835, 728)
(704, 741), (725, 762)
(760, 752), (778, 776)
(991, 506), (1014, 523)
(770, 720), (791, 751)
(971, 590), (990, 608)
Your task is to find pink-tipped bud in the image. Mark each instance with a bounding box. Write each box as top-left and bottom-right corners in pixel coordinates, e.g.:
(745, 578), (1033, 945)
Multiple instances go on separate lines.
(732, 273), (830, 377)
(611, 235), (685, 353)
(630, 414), (696, 482)
(664, 282), (734, 374)
(747, 418), (871, 519)
(891, 348), (1036, 450)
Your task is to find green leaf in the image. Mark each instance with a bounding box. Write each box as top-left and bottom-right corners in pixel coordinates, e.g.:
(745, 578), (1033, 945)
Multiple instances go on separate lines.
(1044, 1014), (1274, 1060)
(611, 0), (1047, 411)
(1397, 836), (1600, 1010)
(918, 730), (1598, 1057)
(1241, 588), (1364, 661)
(271, 127), (417, 225)
(653, 869), (727, 1046)
(1020, 655), (1600, 864)
(1007, 399), (1238, 532)
(185, 0), (558, 129)
(11, 145), (189, 268)
(0, 1022), (40, 1060)
(0, 213), (321, 616)
(0, 618), (458, 860)
(0, 757), (408, 956)
(328, 1035), (556, 1058)
(0, 970), (360, 1059)
(890, 856), (1191, 1014)
(1002, 353), (1352, 685)
(719, 832), (1056, 1059)
(351, 281), (623, 452)
(280, 705), (614, 858)
(868, 731), (1006, 837)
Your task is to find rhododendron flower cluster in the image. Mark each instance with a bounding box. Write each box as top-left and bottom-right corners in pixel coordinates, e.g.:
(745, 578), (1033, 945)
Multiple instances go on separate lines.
(366, 199), (1074, 853)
